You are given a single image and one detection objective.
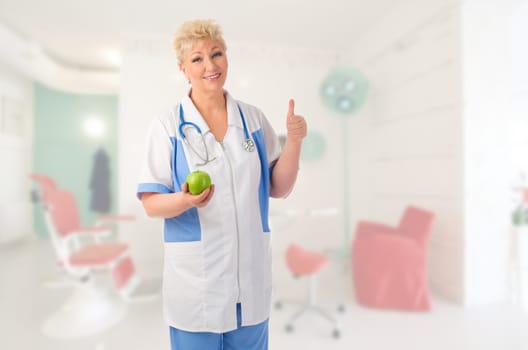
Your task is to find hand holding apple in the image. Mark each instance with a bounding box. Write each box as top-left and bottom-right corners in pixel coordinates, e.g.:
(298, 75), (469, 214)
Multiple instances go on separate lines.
(181, 170), (214, 208)
(186, 170), (212, 195)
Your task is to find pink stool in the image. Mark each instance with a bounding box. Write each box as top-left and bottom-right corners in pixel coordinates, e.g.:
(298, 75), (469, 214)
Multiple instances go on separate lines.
(277, 243), (341, 338)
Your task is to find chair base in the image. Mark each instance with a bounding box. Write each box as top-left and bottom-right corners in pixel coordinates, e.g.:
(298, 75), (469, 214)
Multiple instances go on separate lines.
(120, 276), (161, 303)
(41, 283), (126, 339)
(275, 274), (344, 339)
(284, 303), (341, 338)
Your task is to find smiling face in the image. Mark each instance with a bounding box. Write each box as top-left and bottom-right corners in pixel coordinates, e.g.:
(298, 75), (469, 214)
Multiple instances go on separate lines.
(179, 39), (228, 95)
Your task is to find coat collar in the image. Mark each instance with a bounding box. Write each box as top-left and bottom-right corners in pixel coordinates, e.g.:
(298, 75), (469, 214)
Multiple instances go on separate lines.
(179, 90), (243, 136)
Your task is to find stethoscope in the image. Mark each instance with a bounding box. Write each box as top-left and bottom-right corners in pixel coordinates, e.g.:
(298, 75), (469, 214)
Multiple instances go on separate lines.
(178, 103), (255, 166)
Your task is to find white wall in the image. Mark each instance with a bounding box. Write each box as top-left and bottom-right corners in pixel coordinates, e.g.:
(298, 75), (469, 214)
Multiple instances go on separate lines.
(342, 0), (465, 303)
(118, 37), (344, 272)
(0, 63), (33, 243)
(118, 37), (180, 272)
(510, 0), (528, 172)
(462, 0), (522, 306)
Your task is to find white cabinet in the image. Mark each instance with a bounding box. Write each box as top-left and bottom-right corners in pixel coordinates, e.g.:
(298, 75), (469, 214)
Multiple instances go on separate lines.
(0, 66), (33, 244)
(509, 226), (528, 306)
(0, 136), (32, 243)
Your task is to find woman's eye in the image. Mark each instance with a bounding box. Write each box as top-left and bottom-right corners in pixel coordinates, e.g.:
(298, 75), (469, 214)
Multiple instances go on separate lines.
(212, 52), (223, 58)
(191, 57), (202, 63)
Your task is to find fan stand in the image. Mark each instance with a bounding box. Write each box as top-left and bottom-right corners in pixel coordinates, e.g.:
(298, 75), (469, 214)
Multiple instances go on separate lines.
(326, 117), (352, 268)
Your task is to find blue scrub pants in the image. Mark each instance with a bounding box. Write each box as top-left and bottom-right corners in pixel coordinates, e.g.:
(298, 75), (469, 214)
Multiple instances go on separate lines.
(169, 304), (269, 350)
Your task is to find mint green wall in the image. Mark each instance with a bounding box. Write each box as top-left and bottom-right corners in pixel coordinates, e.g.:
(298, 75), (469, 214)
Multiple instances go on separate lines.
(33, 83), (118, 238)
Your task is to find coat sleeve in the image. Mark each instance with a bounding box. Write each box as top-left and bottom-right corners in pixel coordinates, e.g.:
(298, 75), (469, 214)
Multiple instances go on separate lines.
(136, 117), (174, 199)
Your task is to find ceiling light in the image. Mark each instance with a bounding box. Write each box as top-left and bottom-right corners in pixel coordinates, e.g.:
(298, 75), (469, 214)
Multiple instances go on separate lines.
(103, 48), (121, 67)
(83, 116), (106, 139)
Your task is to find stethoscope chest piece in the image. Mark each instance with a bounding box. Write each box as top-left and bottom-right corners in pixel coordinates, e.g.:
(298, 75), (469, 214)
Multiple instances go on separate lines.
(243, 139), (255, 152)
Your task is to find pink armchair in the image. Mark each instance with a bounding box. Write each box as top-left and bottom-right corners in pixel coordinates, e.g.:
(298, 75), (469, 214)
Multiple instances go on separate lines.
(351, 206), (435, 311)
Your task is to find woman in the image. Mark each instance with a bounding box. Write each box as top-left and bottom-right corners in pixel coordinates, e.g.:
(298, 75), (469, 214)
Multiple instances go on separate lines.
(137, 19), (306, 350)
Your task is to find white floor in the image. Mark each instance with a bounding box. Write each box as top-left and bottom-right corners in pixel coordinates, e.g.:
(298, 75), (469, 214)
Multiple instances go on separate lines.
(2, 237), (528, 350)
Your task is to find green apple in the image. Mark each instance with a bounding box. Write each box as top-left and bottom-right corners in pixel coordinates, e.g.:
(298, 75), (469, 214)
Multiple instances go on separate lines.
(186, 170), (212, 195)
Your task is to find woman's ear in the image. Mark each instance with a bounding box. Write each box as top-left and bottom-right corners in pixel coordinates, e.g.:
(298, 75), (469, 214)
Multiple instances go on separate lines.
(179, 64), (190, 83)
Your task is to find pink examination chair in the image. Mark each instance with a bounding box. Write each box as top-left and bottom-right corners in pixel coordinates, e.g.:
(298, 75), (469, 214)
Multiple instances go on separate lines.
(351, 205), (435, 311)
(275, 243), (342, 338)
(31, 173), (159, 339)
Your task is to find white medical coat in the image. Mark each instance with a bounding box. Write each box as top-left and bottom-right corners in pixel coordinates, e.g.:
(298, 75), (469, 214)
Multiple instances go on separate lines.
(137, 91), (281, 332)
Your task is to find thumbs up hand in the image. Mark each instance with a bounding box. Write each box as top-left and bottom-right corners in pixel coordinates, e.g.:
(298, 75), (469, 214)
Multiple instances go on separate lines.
(286, 99), (307, 143)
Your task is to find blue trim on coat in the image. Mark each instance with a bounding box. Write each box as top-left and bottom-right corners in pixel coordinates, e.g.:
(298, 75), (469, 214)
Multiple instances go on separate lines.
(165, 137), (201, 242)
(137, 183), (172, 199)
(252, 129), (272, 233)
(136, 137), (202, 242)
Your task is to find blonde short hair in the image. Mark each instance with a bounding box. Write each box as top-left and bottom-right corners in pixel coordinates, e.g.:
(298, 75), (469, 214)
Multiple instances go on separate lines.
(173, 19), (227, 64)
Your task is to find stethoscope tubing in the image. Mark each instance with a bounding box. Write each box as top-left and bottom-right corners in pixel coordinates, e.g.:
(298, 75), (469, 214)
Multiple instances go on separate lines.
(178, 102), (255, 163)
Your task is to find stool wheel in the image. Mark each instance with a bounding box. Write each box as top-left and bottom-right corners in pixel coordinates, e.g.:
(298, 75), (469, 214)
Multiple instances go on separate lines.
(285, 324), (294, 333)
(332, 329), (341, 339)
(274, 301), (283, 310)
(337, 304), (346, 313)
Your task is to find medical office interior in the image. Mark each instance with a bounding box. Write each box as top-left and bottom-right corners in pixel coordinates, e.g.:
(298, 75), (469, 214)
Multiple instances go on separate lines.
(1, 0), (528, 349)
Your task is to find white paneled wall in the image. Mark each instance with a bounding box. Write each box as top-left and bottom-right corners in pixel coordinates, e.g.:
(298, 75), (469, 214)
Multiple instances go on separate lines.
(0, 64), (33, 243)
(341, 0), (465, 303)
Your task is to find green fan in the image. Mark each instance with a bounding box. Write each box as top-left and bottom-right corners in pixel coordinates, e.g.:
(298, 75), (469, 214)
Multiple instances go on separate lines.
(320, 67), (369, 115)
(301, 131), (326, 161)
(319, 66), (369, 258)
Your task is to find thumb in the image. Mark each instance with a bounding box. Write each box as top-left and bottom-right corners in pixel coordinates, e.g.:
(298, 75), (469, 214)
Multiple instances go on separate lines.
(287, 99), (295, 119)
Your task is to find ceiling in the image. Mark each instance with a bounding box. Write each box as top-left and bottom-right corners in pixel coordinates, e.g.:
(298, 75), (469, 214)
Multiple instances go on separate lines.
(0, 0), (403, 71)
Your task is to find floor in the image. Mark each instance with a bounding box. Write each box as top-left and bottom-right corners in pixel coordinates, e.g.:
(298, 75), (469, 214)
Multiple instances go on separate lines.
(2, 237), (528, 350)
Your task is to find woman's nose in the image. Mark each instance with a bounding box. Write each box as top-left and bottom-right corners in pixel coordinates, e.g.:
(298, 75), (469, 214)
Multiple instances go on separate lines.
(204, 57), (216, 70)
